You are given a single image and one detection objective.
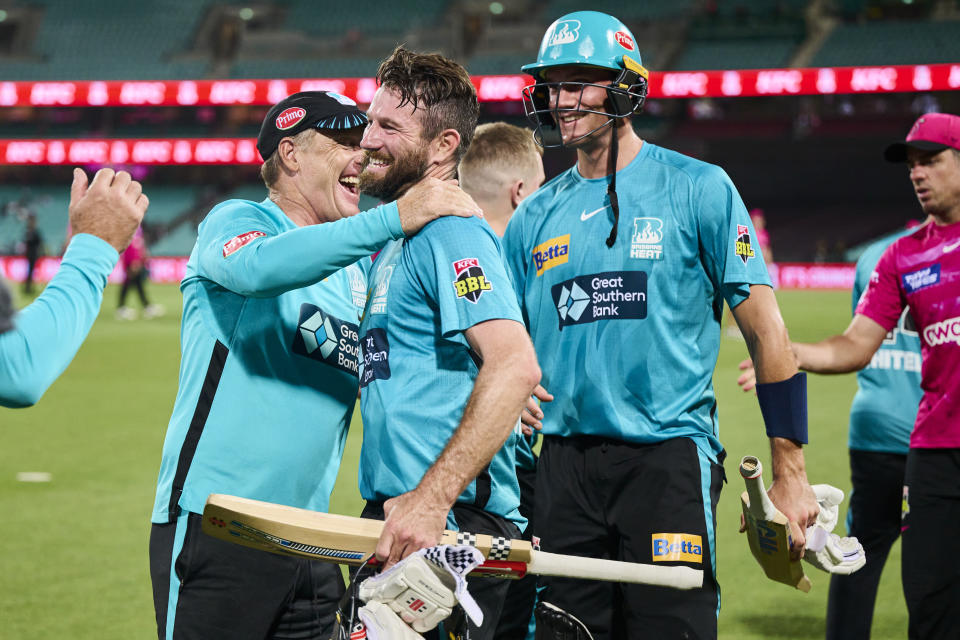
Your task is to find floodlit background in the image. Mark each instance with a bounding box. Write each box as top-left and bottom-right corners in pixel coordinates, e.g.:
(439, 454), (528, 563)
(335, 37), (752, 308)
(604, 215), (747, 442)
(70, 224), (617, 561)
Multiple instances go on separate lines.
(4, 0), (959, 637)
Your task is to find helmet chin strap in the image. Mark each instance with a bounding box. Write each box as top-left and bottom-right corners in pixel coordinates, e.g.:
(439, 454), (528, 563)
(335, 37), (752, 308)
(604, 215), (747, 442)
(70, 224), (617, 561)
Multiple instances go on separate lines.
(605, 119), (619, 248)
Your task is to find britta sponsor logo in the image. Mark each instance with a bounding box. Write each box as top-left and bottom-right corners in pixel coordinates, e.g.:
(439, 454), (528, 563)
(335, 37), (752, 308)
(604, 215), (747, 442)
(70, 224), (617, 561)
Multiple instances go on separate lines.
(922, 315), (960, 347)
(651, 533), (703, 563)
(222, 230), (266, 258)
(359, 328), (390, 388)
(292, 304), (361, 376)
(551, 271), (647, 330)
(532, 234), (570, 276)
(902, 264), (941, 294)
(275, 107), (306, 130)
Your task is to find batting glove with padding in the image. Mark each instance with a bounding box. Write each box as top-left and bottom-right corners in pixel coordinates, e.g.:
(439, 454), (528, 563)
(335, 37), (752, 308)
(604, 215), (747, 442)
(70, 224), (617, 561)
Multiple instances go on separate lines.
(803, 483), (866, 575)
(357, 600), (425, 640)
(358, 545), (484, 633)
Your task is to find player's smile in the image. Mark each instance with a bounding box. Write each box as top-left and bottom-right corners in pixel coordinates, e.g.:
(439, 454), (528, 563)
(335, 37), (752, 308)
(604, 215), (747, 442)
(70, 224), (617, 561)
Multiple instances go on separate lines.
(360, 150), (393, 175)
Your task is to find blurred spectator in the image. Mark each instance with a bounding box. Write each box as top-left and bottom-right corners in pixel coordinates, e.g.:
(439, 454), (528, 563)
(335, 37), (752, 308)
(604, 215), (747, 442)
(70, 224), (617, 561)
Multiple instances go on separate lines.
(21, 214), (43, 295)
(750, 208), (774, 264)
(116, 226), (163, 320)
(212, 16), (242, 63)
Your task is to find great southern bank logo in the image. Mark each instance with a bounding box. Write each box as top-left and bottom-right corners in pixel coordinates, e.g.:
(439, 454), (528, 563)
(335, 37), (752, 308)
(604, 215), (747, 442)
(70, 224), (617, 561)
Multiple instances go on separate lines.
(552, 271), (647, 330)
(292, 304), (360, 376)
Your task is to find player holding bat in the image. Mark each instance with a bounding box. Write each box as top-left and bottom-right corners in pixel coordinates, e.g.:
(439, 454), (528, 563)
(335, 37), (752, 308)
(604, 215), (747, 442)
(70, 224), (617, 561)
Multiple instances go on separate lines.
(503, 10), (819, 639)
(354, 47), (541, 640)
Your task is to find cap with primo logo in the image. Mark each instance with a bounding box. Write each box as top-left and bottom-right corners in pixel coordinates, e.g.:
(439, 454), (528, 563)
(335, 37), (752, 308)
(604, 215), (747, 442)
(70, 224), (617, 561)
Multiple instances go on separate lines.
(884, 112), (960, 163)
(256, 91), (368, 160)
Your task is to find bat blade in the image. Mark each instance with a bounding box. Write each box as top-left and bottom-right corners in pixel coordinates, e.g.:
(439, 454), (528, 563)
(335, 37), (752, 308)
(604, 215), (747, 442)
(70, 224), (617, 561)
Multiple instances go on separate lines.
(739, 456), (811, 592)
(202, 494), (703, 590)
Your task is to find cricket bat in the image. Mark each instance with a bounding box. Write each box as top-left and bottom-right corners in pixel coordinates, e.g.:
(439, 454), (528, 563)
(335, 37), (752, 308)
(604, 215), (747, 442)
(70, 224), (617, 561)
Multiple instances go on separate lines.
(202, 494), (703, 590)
(739, 456), (811, 592)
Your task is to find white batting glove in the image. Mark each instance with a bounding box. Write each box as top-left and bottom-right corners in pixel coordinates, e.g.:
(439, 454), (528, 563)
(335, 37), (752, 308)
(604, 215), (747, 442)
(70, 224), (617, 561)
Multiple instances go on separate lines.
(358, 546), (484, 633)
(803, 484), (865, 575)
(357, 600), (425, 640)
(810, 484), (845, 533)
(803, 526), (866, 575)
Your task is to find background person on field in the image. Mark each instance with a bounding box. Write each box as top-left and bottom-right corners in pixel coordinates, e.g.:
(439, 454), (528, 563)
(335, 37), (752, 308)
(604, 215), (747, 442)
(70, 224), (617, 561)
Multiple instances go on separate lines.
(148, 90), (482, 640)
(739, 112), (960, 640)
(1, 168), (147, 408)
(827, 219), (923, 640)
(20, 213), (44, 295)
(116, 225), (164, 320)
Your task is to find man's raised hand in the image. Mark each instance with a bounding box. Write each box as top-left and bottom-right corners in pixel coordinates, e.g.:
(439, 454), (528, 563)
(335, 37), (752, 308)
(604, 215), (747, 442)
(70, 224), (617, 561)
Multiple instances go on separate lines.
(68, 168), (148, 252)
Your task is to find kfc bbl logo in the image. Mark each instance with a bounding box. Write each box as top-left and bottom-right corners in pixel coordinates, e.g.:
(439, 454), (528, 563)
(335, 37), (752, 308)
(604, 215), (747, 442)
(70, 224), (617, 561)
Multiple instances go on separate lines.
(735, 224), (755, 264)
(452, 258), (492, 303)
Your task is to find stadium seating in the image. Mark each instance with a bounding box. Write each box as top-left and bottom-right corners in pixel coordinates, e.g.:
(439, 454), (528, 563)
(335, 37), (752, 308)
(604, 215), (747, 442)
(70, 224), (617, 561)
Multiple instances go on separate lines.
(284, 0), (450, 37)
(13, 0), (213, 80)
(671, 38), (798, 70)
(811, 20), (960, 67)
(150, 219), (198, 256)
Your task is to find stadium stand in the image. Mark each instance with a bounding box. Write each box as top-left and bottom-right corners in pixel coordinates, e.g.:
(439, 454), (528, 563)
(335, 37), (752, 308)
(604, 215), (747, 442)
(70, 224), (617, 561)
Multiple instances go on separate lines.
(671, 38), (799, 71)
(149, 219), (199, 256)
(811, 20), (960, 67)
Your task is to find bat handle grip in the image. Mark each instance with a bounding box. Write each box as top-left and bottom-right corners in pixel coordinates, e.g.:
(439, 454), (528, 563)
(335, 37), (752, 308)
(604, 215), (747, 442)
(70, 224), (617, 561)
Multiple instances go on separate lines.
(740, 455), (762, 480)
(740, 456), (779, 520)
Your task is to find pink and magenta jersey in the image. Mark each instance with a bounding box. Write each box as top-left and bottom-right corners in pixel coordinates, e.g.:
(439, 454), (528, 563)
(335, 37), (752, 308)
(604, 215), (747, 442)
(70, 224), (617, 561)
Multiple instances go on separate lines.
(856, 219), (960, 448)
(121, 226), (146, 268)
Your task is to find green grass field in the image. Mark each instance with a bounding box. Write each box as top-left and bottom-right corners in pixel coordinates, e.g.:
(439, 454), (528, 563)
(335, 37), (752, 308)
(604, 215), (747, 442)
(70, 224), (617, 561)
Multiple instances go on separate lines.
(0, 284), (908, 639)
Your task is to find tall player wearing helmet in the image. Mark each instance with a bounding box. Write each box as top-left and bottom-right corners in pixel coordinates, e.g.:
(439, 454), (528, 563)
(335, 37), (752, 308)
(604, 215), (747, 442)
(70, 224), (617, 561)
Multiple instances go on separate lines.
(503, 12), (819, 638)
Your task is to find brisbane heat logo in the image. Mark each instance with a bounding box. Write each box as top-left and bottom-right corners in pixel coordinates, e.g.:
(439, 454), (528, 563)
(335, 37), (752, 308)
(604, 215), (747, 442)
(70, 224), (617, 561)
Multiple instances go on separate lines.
(735, 224), (755, 264)
(547, 19), (580, 47)
(275, 107), (306, 130)
(452, 258), (492, 303)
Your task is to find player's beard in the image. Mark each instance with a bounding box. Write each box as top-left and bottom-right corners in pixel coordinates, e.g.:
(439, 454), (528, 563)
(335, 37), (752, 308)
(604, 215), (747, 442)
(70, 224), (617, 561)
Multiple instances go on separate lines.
(358, 147), (430, 201)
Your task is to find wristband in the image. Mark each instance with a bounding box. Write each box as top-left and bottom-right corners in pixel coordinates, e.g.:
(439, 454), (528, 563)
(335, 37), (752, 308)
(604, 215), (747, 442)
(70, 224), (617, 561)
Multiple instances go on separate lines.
(756, 372), (808, 444)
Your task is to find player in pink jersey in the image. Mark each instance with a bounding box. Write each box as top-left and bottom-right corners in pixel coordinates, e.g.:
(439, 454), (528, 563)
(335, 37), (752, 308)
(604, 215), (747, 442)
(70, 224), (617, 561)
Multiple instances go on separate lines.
(116, 225), (163, 319)
(776, 113), (960, 640)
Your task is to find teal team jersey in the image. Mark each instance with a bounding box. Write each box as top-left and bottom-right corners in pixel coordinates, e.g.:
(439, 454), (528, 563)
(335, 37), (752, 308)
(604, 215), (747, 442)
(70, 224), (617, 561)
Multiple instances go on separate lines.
(152, 197), (404, 523)
(848, 229), (922, 453)
(358, 216), (526, 527)
(1, 234), (117, 408)
(502, 142), (771, 460)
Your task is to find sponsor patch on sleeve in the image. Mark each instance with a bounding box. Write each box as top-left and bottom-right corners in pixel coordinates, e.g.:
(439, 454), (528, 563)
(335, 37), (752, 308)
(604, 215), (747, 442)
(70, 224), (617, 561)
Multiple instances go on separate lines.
(901, 263), (940, 293)
(223, 231), (267, 257)
(735, 224), (755, 264)
(651, 533), (703, 563)
(452, 258), (493, 303)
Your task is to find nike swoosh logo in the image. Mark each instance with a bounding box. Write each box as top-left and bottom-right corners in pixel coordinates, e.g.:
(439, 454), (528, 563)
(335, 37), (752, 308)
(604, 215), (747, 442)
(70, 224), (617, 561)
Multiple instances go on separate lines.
(580, 206), (609, 221)
(944, 240), (960, 253)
